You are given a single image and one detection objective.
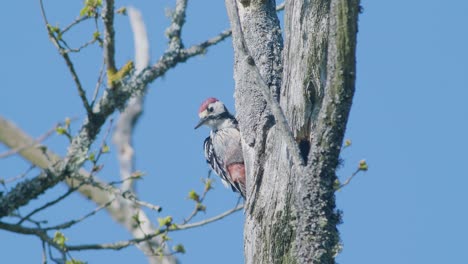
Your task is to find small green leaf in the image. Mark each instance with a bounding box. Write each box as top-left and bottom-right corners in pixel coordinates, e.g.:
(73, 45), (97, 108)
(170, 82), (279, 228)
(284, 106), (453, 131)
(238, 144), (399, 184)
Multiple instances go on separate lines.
(358, 159), (368, 171)
(156, 246), (164, 257)
(204, 178), (213, 192)
(56, 126), (67, 135)
(173, 244), (186, 254)
(161, 234), (171, 242)
(157, 216), (173, 227)
(131, 171), (145, 179)
(79, 6), (89, 17)
(53, 231), (67, 248)
(116, 7), (127, 15)
(46, 24), (60, 35)
(188, 190), (200, 202)
(93, 31), (100, 40)
(88, 152), (96, 162)
(196, 203), (206, 212)
(344, 139), (352, 147)
(101, 144), (110, 153)
(333, 179), (341, 191)
(80, 0), (102, 17)
(92, 164), (103, 173)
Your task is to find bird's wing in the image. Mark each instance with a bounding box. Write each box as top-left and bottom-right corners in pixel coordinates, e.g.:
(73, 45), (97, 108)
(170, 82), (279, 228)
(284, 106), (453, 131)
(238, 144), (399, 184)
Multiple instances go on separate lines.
(203, 136), (242, 194)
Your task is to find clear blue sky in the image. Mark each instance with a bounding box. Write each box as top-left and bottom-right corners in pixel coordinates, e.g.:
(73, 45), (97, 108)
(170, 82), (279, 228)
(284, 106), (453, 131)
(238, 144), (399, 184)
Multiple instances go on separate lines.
(1, 0), (467, 263)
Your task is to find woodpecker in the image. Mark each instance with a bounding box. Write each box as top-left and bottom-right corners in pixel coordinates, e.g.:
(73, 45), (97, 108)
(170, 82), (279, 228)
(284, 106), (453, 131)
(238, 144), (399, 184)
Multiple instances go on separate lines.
(195, 98), (246, 198)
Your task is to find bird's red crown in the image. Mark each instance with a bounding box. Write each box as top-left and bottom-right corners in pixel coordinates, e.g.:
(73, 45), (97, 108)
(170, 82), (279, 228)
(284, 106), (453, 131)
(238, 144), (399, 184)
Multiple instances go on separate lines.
(198, 97), (219, 114)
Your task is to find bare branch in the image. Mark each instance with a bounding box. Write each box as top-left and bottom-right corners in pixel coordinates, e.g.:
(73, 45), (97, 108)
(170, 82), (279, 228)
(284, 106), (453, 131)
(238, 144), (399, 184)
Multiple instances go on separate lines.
(103, 0), (116, 72)
(39, 0), (93, 115)
(338, 161), (368, 190)
(61, 16), (90, 34)
(1, 165), (35, 185)
(181, 29), (231, 58)
(64, 204), (243, 251)
(182, 174), (213, 224)
(0, 221), (63, 252)
(92, 118), (114, 166)
(41, 240), (47, 264)
(177, 204), (243, 231)
(0, 202), (241, 256)
(337, 168), (361, 190)
(43, 198), (115, 230)
(61, 37), (100, 53)
(91, 58), (106, 107)
(17, 182), (85, 225)
(166, 0), (188, 51)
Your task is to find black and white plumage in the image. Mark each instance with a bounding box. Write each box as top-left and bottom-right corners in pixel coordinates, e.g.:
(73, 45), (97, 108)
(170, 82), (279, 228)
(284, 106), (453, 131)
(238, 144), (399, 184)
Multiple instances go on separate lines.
(195, 98), (246, 198)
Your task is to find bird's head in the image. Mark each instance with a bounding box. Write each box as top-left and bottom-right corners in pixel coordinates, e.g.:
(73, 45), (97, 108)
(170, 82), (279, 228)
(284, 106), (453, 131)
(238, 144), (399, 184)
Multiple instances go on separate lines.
(195, 97), (232, 130)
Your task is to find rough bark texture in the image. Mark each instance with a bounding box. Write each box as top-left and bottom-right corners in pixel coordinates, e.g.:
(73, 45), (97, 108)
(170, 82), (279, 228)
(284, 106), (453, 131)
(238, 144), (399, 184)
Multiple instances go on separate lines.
(226, 0), (360, 263)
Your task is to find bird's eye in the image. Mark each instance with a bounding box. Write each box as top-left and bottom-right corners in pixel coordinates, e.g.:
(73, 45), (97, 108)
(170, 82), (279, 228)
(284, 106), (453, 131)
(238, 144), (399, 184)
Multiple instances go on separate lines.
(207, 107), (213, 113)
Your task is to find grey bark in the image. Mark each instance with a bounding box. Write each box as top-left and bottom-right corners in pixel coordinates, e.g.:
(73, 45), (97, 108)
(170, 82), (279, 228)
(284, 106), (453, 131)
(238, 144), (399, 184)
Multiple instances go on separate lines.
(225, 0), (359, 263)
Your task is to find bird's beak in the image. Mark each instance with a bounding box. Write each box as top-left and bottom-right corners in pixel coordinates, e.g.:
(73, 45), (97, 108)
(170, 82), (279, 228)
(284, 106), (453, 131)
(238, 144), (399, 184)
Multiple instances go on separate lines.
(194, 117), (208, 129)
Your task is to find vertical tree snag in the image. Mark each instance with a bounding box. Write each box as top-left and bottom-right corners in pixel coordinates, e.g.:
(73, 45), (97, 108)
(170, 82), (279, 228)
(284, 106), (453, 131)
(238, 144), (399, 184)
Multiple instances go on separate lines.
(226, 0), (359, 263)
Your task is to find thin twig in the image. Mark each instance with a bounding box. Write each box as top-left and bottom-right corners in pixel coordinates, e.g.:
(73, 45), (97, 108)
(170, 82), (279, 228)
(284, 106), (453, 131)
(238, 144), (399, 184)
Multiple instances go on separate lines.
(0, 221), (63, 252)
(39, 0), (93, 115)
(62, 53), (93, 115)
(62, 37), (100, 53)
(1, 165), (36, 186)
(182, 173), (212, 224)
(64, 204), (243, 251)
(61, 16), (90, 34)
(181, 28), (231, 57)
(70, 173), (162, 212)
(0, 203), (242, 254)
(338, 168), (362, 189)
(17, 182), (86, 225)
(91, 58), (106, 107)
(44, 198), (115, 230)
(93, 118), (114, 164)
(121, 191), (162, 212)
(9, 212), (48, 226)
(176, 204), (243, 231)
(41, 240), (47, 264)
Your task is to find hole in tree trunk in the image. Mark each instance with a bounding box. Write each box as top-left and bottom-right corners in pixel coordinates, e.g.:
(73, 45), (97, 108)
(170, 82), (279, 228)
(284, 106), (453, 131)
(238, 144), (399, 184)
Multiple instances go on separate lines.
(298, 139), (310, 164)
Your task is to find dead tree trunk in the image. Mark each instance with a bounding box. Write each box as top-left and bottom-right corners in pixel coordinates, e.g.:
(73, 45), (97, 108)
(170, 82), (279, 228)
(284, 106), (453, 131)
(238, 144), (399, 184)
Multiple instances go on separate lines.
(225, 0), (360, 263)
